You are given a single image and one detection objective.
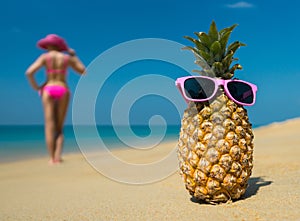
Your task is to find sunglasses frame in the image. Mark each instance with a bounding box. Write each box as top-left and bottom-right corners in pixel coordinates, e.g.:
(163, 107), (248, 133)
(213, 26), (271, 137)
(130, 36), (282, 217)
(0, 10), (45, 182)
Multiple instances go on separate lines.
(175, 76), (257, 106)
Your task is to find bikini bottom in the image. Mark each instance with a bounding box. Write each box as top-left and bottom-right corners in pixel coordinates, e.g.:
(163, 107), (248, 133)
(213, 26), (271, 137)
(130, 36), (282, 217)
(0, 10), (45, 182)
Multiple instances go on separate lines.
(42, 85), (69, 100)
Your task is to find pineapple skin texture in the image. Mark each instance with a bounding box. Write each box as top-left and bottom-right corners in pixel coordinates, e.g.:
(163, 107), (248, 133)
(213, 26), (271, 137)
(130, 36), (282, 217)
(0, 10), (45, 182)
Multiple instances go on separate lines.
(177, 94), (254, 203)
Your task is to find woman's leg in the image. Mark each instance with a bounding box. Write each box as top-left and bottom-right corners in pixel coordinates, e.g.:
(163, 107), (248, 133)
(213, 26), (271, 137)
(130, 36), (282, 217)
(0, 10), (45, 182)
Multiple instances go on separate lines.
(42, 92), (56, 163)
(54, 91), (70, 162)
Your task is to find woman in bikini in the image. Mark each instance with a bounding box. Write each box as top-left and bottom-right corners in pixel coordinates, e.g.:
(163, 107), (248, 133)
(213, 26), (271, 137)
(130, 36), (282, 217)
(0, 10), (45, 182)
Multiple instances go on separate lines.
(26, 34), (86, 165)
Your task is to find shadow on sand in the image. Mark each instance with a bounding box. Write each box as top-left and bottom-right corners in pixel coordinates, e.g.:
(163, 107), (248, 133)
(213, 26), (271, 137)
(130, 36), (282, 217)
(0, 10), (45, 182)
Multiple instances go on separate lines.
(190, 177), (273, 205)
(242, 176), (273, 200)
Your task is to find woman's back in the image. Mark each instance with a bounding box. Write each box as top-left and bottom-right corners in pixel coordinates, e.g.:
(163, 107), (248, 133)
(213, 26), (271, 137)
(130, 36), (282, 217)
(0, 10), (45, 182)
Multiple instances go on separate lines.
(44, 51), (69, 85)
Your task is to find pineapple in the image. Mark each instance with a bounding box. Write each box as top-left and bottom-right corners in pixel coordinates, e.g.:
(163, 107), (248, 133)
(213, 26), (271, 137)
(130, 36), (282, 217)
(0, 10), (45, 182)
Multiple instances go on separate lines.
(177, 21), (254, 203)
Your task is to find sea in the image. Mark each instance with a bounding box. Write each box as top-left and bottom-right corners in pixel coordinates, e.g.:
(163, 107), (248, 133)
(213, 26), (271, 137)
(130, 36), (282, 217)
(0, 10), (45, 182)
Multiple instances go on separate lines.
(0, 125), (182, 163)
(0, 123), (264, 163)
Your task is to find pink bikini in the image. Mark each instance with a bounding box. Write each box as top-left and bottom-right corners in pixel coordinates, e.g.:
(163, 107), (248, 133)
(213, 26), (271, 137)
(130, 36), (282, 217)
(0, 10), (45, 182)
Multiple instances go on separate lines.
(41, 54), (69, 99)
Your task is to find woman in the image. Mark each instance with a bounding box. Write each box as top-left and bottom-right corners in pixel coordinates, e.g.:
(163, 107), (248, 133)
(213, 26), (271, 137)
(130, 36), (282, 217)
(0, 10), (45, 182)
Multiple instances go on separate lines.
(26, 34), (86, 165)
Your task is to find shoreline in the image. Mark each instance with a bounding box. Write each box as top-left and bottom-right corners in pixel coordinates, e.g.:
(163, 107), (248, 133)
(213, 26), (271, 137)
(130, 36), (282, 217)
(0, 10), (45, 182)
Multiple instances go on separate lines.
(0, 138), (178, 165)
(1, 118), (298, 164)
(0, 124), (180, 164)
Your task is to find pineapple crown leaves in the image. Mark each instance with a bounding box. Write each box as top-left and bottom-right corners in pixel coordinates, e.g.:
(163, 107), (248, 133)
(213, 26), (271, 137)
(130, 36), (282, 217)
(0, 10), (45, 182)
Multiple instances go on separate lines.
(183, 21), (246, 79)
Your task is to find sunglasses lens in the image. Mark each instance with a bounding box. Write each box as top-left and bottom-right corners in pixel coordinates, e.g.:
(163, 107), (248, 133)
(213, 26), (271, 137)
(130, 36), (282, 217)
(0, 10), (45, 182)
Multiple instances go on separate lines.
(184, 77), (215, 100)
(227, 81), (254, 104)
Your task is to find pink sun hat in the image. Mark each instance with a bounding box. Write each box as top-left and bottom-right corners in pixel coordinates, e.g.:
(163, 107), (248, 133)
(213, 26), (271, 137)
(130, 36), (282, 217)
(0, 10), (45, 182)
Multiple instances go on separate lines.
(37, 34), (68, 51)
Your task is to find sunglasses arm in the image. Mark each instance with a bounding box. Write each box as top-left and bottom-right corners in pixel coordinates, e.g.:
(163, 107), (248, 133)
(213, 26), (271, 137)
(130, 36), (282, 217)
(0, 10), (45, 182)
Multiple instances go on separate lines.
(175, 82), (189, 104)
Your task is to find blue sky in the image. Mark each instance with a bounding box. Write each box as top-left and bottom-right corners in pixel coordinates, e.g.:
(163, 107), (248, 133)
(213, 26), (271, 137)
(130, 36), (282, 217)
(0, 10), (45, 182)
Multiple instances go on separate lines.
(0, 0), (299, 126)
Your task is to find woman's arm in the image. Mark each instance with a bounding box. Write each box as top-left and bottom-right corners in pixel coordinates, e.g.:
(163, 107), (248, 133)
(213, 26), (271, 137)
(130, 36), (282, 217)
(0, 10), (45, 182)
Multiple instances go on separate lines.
(68, 48), (86, 75)
(25, 54), (45, 91)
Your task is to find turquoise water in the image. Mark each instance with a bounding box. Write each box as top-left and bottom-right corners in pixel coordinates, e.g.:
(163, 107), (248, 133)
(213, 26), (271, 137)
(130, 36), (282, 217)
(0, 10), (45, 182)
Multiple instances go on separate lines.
(0, 125), (181, 163)
(0, 123), (263, 163)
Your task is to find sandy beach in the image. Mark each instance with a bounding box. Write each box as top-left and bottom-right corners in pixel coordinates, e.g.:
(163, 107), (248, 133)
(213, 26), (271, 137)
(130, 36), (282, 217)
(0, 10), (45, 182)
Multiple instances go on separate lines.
(1, 119), (300, 221)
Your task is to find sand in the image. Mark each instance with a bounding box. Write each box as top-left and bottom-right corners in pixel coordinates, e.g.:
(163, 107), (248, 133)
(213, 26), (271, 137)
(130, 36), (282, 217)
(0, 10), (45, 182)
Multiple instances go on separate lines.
(1, 119), (300, 221)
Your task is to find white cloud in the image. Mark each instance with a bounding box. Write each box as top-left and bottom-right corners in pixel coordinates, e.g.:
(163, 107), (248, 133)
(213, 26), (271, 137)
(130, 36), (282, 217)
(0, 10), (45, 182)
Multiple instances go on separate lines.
(226, 1), (254, 8)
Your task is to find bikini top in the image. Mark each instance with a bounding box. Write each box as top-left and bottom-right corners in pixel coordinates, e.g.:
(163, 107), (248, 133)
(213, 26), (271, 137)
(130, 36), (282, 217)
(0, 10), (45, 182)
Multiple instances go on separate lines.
(46, 54), (69, 74)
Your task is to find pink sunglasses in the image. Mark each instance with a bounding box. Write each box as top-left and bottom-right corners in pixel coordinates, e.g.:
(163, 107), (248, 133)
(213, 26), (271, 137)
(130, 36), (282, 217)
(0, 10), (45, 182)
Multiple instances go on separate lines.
(175, 76), (257, 106)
